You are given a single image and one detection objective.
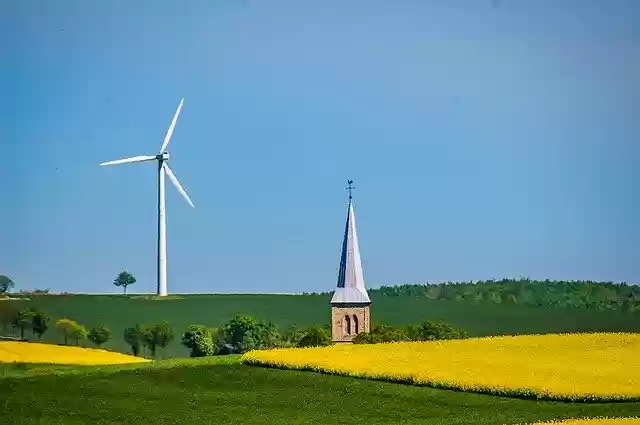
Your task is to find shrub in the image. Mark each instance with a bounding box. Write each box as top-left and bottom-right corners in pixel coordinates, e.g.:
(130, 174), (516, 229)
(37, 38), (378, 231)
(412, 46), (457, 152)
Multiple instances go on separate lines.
(31, 310), (50, 340)
(12, 310), (34, 339)
(216, 314), (283, 354)
(353, 324), (409, 344)
(405, 320), (468, 341)
(182, 324), (215, 357)
(353, 320), (467, 344)
(141, 321), (174, 358)
(72, 324), (88, 346)
(56, 318), (86, 345)
(0, 301), (19, 334)
(124, 324), (145, 356)
(296, 326), (331, 348)
(88, 324), (112, 347)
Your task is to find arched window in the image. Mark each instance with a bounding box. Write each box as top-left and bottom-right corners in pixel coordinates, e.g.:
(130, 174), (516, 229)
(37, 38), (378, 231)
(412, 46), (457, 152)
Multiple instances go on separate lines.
(353, 315), (359, 334)
(344, 315), (351, 335)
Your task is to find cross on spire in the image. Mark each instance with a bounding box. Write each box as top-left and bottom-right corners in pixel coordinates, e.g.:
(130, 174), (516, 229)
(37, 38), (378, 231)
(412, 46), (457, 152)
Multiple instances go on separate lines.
(346, 179), (355, 200)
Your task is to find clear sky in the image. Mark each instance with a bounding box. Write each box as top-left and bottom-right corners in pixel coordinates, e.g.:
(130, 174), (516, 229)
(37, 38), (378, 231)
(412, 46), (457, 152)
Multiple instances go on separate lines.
(2, 0), (639, 294)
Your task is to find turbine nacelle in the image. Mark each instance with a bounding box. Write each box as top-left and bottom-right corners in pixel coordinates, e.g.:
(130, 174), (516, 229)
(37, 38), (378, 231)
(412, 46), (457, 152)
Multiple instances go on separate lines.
(157, 152), (170, 161)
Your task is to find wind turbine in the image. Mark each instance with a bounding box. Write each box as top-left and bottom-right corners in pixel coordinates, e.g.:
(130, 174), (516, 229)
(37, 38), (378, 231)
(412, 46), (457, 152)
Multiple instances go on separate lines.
(100, 98), (194, 297)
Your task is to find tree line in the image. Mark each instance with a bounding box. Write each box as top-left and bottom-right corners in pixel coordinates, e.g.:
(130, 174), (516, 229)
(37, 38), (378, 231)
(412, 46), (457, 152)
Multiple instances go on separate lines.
(175, 315), (470, 355)
(122, 315), (470, 358)
(0, 305), (113, 347)
(123, 314), (335, 358)
(307, 278), (640, 312)
(0, 303), (337, 358)
(4, 273), (639, 313)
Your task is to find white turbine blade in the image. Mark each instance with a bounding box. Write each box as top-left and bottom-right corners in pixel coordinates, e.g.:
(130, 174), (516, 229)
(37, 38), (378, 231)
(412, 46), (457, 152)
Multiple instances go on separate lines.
(100, 155), (156, 166)
(159, 98), (184, 153)
(163, 163), (194, 208)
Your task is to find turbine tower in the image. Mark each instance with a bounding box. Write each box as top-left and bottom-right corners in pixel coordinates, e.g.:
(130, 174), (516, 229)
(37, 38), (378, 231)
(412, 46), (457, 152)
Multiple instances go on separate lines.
(100, 98), (194, 297)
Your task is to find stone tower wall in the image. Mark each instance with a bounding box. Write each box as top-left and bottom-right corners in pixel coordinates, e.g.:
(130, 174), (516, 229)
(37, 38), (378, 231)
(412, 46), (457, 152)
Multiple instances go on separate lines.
(331, 304), (371, 343)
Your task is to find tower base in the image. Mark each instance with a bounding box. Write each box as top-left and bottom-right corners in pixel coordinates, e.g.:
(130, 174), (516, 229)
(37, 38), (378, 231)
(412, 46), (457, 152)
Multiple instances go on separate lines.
(331, 302), (371, 343)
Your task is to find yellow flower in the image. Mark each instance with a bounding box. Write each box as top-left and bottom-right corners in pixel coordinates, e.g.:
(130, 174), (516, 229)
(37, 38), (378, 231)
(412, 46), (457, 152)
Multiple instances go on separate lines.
(241, 332), (640, 402)
(0, 341), (149, 365)
(528, 417), (640, 424)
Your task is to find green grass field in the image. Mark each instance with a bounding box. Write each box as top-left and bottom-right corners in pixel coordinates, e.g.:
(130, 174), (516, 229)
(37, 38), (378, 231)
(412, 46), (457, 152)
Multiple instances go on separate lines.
(1, 356), (639, 425)
(6, 293), (640, 357)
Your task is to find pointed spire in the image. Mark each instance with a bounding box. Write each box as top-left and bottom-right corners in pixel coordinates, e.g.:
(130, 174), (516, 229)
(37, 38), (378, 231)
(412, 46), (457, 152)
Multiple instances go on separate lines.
(331, 180), (371, 304)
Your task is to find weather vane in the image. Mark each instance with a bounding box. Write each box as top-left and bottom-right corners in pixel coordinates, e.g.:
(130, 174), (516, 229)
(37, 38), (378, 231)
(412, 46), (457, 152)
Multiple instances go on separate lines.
(345, 179), (355, 200)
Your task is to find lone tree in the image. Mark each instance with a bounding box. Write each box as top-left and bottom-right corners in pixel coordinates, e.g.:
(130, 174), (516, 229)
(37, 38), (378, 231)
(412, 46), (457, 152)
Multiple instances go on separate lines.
(56, 318), (82, 345)
(124, 324), (145, 356)
(88, 324), (112, 347)
(0, 275), (15, 294)
(113, 271), (136, 295)
(142, 321), (174, 358)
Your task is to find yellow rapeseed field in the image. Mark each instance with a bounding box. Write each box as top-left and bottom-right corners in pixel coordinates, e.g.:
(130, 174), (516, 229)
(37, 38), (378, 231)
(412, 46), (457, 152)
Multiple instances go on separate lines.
(241, 332), (640, 402)
(0, 341), (150, 365)
(529, 418), (640, 424)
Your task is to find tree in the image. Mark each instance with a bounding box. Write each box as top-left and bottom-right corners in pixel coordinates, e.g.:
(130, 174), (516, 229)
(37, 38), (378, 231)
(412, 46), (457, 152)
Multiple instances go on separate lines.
(88, 324), (112, 347)
(383, 279), (640, 312)
(237, 332), (258, 353)
(124, 324), (145, 356)
(213, 314), (286, 353)
(218, 314), (260, 353)
(113, 271), (136, 295)
(0, 275), (15, 294)
(56, 318), (81, 345)
(405, 320), (468, 341)
(72, 324), (88, 346)
(281, 324), (305, 347)
(296, 325), (331, 348)
(0, 301), (19, 334)
(31, 310), (50, 340)
(142, 321), (174, 358)
(352, 320), (468, 345)
(181, 324), (215, 357)
(253, 321), (281, 349)
(353, 323), (409, 344)
(12, 309), (34, 339)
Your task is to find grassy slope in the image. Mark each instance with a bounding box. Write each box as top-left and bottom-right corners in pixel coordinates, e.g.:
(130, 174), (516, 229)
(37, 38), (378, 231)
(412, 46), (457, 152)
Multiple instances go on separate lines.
(1, 357), (639, 425)
(8, 293), (640, 358)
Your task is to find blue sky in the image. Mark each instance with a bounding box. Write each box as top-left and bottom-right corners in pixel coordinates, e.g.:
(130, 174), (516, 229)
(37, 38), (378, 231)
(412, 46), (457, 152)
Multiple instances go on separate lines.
(2, 0), (639, 294)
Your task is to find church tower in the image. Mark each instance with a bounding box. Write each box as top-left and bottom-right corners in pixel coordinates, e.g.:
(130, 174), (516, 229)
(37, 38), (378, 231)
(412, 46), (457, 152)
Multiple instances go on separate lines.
(330, 180), (371, 343)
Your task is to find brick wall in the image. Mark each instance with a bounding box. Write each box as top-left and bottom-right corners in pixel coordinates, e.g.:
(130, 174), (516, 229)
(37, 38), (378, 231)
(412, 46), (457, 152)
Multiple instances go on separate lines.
(331, 305), (370, 343)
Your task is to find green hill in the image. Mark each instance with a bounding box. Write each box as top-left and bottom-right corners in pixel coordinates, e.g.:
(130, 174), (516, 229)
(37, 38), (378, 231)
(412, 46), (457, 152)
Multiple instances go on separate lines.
(1, 357), (639, 425)
(2, 289), (640, 358)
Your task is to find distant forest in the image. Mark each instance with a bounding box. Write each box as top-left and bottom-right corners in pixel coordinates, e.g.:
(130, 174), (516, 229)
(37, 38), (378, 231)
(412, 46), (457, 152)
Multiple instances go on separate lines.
(314, 279), (640, 312)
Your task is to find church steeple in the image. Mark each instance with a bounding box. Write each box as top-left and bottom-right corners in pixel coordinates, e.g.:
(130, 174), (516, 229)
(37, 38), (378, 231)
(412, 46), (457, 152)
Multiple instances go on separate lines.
(331, 181), (370, 304)
(330, 180), (371, 343)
